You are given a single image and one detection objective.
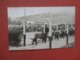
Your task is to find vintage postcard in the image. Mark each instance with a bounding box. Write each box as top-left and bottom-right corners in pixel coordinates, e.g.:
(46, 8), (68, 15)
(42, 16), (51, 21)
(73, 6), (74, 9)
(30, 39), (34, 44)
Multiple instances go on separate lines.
(8, 7), (75, 50)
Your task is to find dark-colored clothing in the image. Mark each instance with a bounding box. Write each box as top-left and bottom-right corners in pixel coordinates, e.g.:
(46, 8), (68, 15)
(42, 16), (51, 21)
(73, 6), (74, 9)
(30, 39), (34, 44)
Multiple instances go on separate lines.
(32, 34), (38, 45)
(45, 27), (49, 33)
(43, 26), (49, 43)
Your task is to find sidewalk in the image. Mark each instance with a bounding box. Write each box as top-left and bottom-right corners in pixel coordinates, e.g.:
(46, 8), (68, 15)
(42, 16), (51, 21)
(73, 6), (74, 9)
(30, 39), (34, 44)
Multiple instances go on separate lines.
(9, 35), (74, 50)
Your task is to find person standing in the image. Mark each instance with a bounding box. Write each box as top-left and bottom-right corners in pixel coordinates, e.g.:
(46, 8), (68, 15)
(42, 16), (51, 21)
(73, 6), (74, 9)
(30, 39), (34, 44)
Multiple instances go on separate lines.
(44, 24), (49, 43)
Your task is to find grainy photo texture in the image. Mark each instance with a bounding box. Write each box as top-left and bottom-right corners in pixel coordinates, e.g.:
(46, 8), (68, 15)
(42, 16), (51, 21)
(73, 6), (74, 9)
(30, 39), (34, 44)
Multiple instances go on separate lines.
(8, 7), (75, 50)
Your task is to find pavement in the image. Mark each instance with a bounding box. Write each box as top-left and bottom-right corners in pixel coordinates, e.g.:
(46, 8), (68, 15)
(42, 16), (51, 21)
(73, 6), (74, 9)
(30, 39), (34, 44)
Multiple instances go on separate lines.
(9, 32), (75, 50)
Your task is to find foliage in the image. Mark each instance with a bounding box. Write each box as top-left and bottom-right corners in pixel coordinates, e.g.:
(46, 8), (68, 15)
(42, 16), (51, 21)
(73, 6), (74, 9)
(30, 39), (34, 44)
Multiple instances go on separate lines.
(8, 17), (22, 25)
(9, 26), (23, 46)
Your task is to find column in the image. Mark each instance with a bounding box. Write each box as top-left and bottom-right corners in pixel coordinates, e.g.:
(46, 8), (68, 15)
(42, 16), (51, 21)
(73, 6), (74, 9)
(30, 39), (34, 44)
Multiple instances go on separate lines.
(23, 21), (26, 46)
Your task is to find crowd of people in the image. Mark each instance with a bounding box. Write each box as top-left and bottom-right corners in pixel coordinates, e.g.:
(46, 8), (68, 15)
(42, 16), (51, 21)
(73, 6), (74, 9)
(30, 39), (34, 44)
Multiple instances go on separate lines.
(31, 24), (75, 45)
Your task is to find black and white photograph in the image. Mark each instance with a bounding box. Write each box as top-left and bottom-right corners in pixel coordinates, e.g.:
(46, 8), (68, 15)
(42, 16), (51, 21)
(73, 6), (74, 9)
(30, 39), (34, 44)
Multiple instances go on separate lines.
(8, 7), (75, 50)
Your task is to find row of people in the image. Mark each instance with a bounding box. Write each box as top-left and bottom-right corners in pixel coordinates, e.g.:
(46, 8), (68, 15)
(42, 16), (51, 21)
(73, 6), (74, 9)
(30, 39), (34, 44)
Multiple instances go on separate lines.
(31, 28), (75, 45)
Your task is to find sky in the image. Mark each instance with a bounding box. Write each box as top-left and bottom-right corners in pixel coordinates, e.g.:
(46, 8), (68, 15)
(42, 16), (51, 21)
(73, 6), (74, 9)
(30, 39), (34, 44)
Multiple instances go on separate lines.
(7, 7), (75, 20)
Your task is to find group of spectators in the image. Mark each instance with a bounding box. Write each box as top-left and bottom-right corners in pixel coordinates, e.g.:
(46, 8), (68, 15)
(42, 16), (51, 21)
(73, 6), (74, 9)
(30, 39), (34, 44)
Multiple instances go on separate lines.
(31, 24), (75, 45)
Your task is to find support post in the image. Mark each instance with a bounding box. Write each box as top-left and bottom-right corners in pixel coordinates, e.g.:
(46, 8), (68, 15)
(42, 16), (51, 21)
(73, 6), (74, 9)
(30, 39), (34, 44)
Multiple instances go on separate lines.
(66, 34), (68, 45)
(23, 35), (26, 46)
(23, 22), (26, 46)
(48, 22), (52, 49)
(49, 37), (52, 49)
(66, 24), (69, 47)
(44, 24), (45, 33)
